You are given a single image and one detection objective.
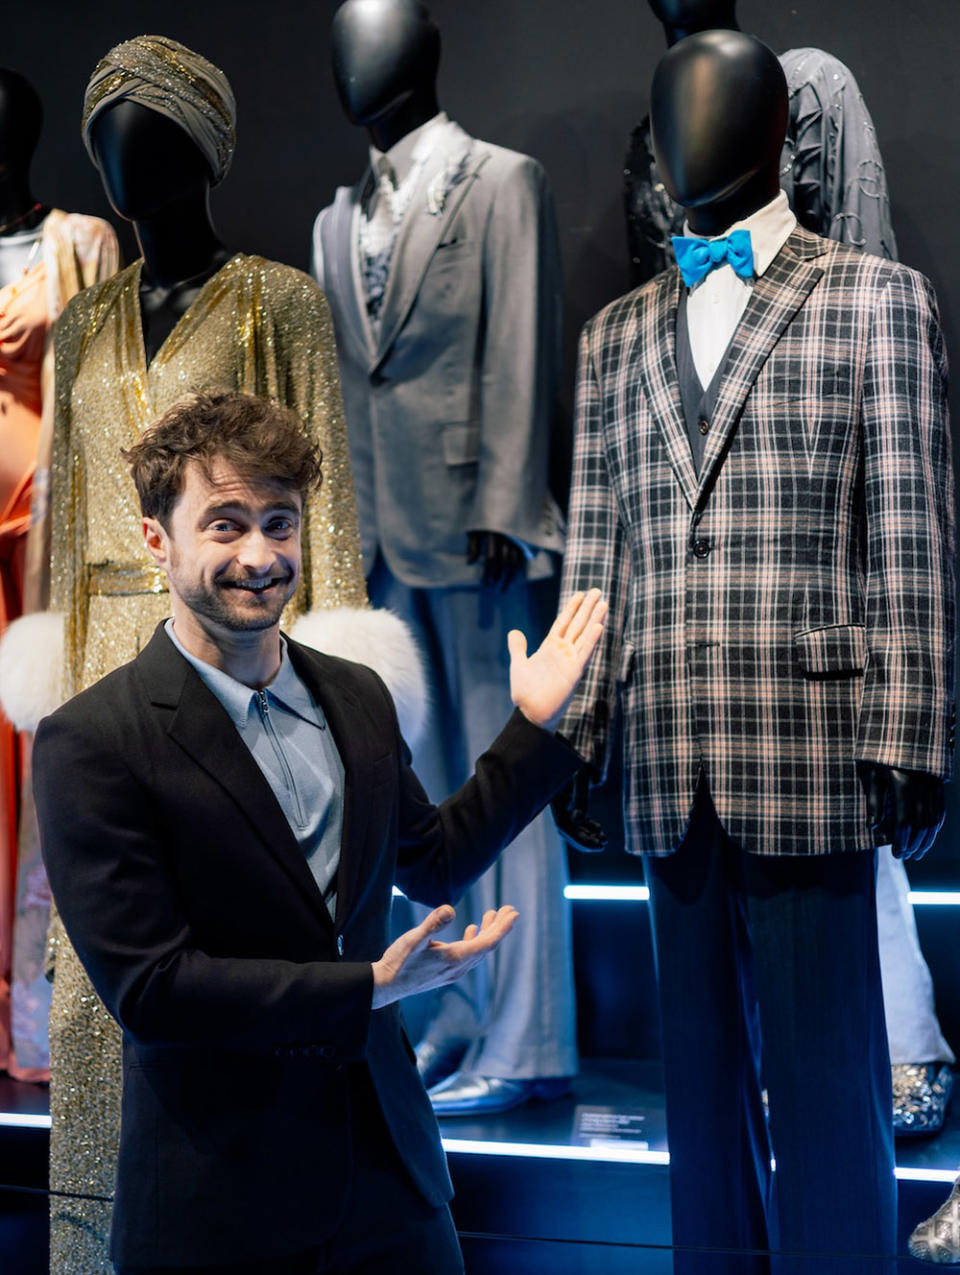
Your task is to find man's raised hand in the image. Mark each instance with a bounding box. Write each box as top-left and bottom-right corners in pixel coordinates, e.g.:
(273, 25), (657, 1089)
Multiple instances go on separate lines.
(371, 904), (518, 1010)
(507, 588), (608, 731)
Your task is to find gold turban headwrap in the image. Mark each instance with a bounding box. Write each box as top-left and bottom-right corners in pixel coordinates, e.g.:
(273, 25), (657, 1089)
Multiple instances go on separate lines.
(81, 34), (237, 186)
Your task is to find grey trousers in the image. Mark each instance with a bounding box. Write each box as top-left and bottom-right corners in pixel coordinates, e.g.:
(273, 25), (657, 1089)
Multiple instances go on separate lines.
(877, 846), (954, 1066)
(370, 554), (577, 1079)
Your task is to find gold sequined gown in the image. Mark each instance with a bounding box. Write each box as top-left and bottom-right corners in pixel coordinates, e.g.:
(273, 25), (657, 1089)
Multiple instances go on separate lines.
(45, 253), (368, 1273)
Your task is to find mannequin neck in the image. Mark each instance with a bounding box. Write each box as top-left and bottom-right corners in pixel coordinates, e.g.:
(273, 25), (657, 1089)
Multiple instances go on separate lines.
(133, 190), (228, 289)
(0, 166), (42, 234)
(684, 170), (780, 236)
(366, 88), (441, 153)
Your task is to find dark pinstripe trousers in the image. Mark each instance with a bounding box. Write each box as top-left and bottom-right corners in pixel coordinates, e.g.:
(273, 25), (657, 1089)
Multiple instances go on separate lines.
(647, 781), (895, 1275)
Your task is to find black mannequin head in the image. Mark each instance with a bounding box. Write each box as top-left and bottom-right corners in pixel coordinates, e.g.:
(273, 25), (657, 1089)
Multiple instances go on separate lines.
(0, 68), (42, 176)
(648, 0), (740, 45)
(89, 100), (212, 223)
(650, 29), (786, 234)
(331, 0), (441, 150)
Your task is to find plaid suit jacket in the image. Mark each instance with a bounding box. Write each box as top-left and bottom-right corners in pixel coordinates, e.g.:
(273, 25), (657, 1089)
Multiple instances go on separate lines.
(560, 226), (956, 857)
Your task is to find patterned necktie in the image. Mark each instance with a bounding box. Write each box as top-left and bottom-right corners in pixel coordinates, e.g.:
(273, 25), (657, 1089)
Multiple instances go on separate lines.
(672, 229), (755, 287)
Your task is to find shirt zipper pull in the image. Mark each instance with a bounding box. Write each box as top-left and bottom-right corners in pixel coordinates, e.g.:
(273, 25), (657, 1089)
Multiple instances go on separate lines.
(257, 689), (269, 714)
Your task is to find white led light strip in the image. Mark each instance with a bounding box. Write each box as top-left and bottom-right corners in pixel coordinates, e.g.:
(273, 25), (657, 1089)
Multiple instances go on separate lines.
(563, 885), (960, 906)
(0, 1115), (951, 1184)
(0, 1113), (51, 1129)
(441, 1137), (668, 1164)
(440, 1138), (957, 1182)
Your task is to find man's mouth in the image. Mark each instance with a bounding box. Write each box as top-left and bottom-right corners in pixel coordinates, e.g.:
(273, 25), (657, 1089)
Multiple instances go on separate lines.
(221, 576), (288, 593)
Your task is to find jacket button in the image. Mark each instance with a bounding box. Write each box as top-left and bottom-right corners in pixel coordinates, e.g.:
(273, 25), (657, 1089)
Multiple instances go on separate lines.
(693, 539), (712, 558)
(336, 934), (344, 956)
(698, 417), (709, 435)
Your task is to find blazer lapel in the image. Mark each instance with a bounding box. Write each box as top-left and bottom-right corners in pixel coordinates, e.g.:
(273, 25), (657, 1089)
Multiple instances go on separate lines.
(372, 126), (486, 371)
(135, 626), (334, 931)
(325, 183), (371, 359)
(634, 269), (699, 509)
(695, 227), (827, 501)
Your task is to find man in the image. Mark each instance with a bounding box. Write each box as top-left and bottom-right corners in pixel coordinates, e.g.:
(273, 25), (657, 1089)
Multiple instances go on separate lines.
(33, 389), (606, 1275)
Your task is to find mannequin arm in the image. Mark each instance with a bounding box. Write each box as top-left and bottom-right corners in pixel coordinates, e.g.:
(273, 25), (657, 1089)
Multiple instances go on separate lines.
(470, 155), (563, 550)
(856, 761), (945, 861)
(551, 770), (608, 853)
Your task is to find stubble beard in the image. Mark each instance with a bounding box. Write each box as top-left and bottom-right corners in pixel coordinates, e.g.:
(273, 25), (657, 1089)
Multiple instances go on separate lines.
(180, 574), (296, 633)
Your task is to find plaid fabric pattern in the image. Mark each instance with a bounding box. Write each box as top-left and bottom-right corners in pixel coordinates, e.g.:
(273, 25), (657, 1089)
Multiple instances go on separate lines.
(560, 227), (955, 857)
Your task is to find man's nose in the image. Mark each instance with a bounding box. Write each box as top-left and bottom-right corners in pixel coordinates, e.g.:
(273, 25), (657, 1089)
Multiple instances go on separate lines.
(235, 530), (277, 571)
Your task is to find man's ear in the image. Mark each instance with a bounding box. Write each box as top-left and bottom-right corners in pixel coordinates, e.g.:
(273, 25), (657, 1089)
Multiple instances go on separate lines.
(143, 516), (169, 567)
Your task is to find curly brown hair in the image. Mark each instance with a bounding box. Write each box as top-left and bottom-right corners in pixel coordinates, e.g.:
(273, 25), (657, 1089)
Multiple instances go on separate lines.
(122, 390), (323, 527)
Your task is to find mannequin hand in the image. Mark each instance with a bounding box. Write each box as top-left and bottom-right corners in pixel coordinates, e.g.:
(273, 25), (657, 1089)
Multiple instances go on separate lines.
(856, 761), (945, 861)
(371, 904), (518, 1009)
(466, 530), (526, 590)
(552, 770), (608, 852)
(508, 588), (607, 731)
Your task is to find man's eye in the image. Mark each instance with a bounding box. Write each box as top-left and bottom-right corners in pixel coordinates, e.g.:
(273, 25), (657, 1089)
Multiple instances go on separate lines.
(267, 519), (295, 535)
(209, 522), (236, 534)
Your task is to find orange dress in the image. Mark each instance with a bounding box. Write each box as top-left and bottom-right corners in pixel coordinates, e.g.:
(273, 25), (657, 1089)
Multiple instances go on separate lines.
(0, 256), (46, 1078)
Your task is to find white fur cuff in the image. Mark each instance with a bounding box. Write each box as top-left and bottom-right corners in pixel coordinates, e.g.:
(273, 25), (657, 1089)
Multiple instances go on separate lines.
(289, 606), (428, 747)
(0, 611), (66, 731)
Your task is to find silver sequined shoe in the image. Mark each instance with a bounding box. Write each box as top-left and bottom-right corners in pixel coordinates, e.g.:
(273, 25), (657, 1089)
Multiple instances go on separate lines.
(893, 1063), (954, 1137)
(909, 1177), (960, 1264)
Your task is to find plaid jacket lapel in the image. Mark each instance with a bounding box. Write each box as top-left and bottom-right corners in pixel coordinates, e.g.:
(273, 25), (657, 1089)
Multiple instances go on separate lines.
(634, 268), (698, 509)
(697, 227), (827, 501)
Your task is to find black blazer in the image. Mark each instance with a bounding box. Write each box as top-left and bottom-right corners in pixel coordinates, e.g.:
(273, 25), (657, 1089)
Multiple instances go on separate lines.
(34, 624), (579, 1268)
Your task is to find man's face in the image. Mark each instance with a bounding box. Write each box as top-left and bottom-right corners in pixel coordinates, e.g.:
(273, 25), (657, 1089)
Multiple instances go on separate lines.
(145, 458), (302, 639)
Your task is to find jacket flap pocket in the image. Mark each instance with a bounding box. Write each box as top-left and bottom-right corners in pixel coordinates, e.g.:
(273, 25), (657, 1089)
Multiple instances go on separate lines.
(442, 421), (480, 465)
(794, 624), (866, 676)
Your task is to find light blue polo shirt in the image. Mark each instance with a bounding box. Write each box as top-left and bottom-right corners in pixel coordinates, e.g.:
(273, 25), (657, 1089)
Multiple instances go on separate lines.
(166, 620), (345, 918)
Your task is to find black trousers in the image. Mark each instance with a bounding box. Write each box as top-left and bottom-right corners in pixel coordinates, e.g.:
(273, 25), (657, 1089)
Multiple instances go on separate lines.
(116, 1070), (463, 1275)
(646, 783), (896, 1275)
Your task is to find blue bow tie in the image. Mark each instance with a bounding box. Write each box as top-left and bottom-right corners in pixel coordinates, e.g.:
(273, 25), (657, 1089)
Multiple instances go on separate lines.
(672, 229), (755, 287)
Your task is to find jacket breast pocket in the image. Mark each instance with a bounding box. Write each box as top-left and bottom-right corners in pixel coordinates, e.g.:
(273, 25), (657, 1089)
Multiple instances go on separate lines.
(794, 624), (866, 678)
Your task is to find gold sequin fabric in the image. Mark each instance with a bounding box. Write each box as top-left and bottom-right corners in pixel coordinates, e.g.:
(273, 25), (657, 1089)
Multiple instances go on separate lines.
(46, 253), (368, 1274)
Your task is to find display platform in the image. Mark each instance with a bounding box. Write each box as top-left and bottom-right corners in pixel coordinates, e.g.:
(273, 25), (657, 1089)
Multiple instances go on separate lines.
(0, 1061), (958, 1273)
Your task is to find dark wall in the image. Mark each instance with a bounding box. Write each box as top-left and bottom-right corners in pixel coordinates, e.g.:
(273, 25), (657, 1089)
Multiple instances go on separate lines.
(18, 2), (960, 380)
(12, 0), (960, 893)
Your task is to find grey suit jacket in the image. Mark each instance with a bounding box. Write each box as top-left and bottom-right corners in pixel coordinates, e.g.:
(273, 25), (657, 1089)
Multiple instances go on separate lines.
(313, 120), (565, 587)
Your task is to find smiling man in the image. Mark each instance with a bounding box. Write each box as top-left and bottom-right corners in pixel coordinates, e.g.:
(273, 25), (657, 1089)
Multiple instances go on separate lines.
(32, 389), (606, 1275)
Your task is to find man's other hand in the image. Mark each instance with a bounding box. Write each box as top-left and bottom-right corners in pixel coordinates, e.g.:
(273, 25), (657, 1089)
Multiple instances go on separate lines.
(371, 905), (518, 1010)
(508, 588), (608, 731)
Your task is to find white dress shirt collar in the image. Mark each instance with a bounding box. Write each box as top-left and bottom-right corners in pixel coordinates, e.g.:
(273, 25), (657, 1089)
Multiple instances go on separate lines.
(682, 190), (798, 388)
(683, 189), (797, 282)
